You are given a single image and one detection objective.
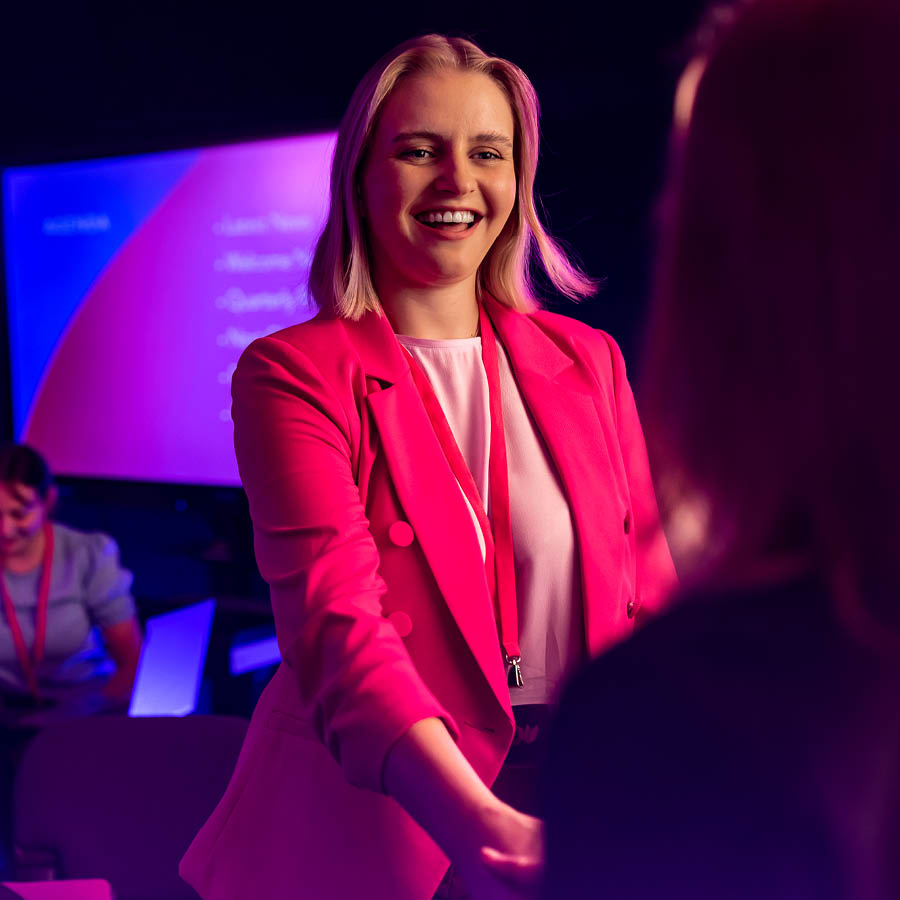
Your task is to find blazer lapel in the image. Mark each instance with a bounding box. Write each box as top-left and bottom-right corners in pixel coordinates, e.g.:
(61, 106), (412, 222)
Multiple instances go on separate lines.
(342, 313), (512, 715)
(485, 298), (628, 642)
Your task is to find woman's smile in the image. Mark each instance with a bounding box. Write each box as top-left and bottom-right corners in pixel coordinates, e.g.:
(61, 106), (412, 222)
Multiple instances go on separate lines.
(412, 208), (483, 237)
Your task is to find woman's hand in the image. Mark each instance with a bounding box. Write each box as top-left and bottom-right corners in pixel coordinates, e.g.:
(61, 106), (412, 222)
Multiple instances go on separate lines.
(455, 803), (543, 899)
(383, 719), (544, 899)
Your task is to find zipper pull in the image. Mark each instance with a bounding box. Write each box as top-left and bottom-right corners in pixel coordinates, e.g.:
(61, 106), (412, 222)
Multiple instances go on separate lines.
(506, 655), (524, 688)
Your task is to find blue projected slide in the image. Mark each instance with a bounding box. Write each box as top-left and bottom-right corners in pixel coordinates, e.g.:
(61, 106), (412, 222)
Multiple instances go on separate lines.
(2, 132), (336, 484)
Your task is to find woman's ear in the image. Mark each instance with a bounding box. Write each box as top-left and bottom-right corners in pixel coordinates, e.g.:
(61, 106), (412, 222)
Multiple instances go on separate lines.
(44, 485), (59, 518)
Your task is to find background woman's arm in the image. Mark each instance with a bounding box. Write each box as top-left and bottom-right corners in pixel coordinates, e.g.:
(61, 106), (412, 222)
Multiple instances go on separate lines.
(100, 616), (142, 700)
(82, 530), (142, 701)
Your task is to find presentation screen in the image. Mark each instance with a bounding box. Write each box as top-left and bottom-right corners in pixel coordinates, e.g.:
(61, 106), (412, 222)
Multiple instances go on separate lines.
(3, 132), (336, 485)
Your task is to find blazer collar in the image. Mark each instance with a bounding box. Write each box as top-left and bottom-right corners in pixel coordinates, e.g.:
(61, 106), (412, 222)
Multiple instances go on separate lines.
(338, 309), (408, 385)
(339, 294), (579, 388)
(482, 295), (576, 385)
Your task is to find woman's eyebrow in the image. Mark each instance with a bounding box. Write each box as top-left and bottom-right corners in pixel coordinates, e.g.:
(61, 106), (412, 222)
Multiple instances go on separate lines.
(391, 131), (443, 145)
(391, 130), (513, 147)
(472, 131), (513, 148)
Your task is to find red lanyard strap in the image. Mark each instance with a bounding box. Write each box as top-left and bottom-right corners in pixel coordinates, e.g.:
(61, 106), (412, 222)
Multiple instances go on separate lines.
(0, 520), (53, 699)
(400, 302), (523, 686)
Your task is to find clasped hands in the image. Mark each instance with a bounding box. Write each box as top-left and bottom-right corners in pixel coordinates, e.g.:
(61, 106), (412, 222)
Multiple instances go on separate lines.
(456, 803), (544, 900)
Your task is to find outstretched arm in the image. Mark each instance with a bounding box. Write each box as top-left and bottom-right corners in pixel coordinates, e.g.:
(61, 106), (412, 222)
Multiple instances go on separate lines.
(384, 717), (542, 899)
(235, 333), (541, 898)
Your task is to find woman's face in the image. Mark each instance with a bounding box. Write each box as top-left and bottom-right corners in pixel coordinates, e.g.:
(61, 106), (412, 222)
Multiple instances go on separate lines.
(361, 69), (518, 294)
(0, 481), (50, 562)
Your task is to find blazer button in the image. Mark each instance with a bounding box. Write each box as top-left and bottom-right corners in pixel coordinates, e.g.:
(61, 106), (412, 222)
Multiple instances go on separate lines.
(388, 521), (415, 547)
(626, 599), (636, 618)
(624, 511), (632, 535)
(387, 610), (413, 638)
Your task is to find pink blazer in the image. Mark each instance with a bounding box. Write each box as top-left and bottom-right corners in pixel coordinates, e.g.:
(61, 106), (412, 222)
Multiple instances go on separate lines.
(180, 296), (676, 900)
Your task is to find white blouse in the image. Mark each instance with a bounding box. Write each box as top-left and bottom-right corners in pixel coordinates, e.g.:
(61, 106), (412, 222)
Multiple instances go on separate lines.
(397, 334), (584, 705)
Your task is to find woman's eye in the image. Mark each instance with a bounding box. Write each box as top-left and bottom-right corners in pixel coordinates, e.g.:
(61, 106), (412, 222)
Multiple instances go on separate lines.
(401, 148), (434, 160)
(474, 150), (502, 160)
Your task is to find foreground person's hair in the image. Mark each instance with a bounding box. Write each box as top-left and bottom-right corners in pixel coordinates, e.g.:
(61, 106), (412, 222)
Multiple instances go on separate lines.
(644, 0), (900, 639)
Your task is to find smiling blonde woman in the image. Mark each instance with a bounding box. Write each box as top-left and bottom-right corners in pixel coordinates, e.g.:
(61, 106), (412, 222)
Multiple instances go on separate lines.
(181, 34), (676, 900)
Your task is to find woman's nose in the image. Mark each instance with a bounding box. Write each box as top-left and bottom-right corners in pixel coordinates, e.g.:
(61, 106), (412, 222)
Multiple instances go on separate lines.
(434, 152), (475, 195)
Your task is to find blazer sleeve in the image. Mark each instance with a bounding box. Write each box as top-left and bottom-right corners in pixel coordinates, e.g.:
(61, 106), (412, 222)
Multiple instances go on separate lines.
(592, 332), (678, 617)
(232, 333), (458, 793)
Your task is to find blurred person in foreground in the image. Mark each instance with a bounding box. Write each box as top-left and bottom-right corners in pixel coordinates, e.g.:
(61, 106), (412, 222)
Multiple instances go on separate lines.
(541, 1), (900, 898)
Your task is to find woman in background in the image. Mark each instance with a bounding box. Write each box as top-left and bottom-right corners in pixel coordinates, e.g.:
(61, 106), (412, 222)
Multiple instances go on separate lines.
(182, 33), (675, 900)
(0, 442), (141, 876)
(542, 1), (900, 898)
(0, 443), (141, 714)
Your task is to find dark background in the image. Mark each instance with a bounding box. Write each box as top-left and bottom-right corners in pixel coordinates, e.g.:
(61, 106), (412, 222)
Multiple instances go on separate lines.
(0, 1), (708, 708)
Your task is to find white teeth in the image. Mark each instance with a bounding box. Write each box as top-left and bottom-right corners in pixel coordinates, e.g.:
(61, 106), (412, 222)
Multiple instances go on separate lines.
(422, 210), (476, 224)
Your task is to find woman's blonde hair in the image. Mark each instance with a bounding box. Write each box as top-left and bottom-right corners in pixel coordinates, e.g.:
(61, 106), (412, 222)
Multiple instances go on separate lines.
(309, 34), (594, 319)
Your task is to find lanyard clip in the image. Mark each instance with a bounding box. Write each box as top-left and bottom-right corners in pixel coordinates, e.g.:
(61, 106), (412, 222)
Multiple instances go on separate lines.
(506, 655), (524, 688)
